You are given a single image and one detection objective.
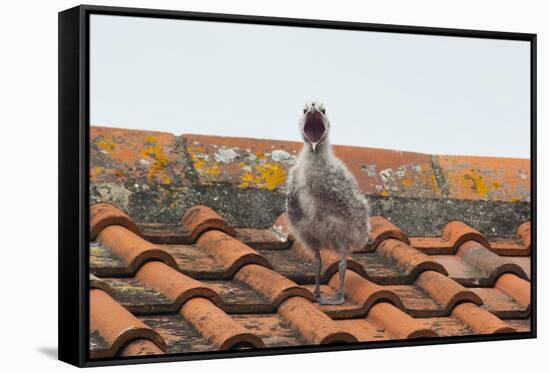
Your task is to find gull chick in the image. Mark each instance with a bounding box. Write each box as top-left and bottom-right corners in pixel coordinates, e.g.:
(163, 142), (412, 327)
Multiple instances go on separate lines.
(286, 101), (370, 305)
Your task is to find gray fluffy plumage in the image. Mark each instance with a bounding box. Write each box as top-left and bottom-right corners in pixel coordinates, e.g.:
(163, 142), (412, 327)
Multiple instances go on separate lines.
(286, 101), (370, 305)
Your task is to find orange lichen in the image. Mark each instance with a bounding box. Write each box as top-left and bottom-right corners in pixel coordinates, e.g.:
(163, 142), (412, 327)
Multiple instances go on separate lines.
(255, 151), (265, 160)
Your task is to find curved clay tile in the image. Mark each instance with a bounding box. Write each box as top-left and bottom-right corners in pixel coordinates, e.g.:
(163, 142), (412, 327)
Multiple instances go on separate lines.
(451, 302), (516, 334)
(367, 216), (410, 251)
(367, 302), (438, 339)
(273, 212), (294, 241)
(516, 221), (531, 250)
(90, 202), (140, 240)
(135, 261), (224, 310)
(278, 297), (358, 344)
(495, 273), (531, 309)
(180, 297), (265, 350)
(377, 239), (448, 280)
(415, 270), (482, 313)
(197, 230), (271, 276)
(457, 241), (529, 284)
(119, 339), (164, 357)
(442, 221), (490, 252)
(328, 270), (404, 315)
(90, 289), (166, 359)
(180, 205), (236, 242)
(234, 264), (313, 307)
(97, 225), (178, 275)
(89, 274), (113, 295)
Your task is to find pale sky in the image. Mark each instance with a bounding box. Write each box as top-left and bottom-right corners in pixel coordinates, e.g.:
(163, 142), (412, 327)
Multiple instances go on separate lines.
(90, 14), (531, 158)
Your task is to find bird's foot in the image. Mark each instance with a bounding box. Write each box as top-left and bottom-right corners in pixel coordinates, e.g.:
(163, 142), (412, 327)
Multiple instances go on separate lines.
(315, 292), (345, 305)
(313, 289), (321, 300)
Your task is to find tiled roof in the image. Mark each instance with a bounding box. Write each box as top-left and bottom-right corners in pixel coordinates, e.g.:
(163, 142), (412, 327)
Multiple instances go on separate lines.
(89, 202), (531, 358)
(89, 126), (531, 359)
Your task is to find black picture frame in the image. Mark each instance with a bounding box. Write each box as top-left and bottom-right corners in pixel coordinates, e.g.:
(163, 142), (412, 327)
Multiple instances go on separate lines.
(58, 4), (537, 368)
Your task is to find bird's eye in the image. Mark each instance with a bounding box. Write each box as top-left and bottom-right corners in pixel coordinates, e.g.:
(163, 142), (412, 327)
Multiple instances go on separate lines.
(303, 108), (307, 114)
(320, 108), (326, 114)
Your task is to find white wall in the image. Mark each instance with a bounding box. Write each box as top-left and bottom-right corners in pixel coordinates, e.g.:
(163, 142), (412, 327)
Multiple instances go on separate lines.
(0, 1), (547, 372)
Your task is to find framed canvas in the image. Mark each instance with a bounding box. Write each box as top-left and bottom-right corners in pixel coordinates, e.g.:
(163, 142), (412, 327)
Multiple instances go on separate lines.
(58, 4), (537, 367)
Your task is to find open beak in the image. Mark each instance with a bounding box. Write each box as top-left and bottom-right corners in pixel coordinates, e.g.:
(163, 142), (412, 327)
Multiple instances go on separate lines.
(303, 111), (327, 151)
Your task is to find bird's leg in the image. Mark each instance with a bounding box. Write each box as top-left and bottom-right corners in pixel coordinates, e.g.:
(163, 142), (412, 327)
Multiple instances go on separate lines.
(335, 256), (346, 302)
(317, 254), (346, 305)
(313, 249), (322, 300)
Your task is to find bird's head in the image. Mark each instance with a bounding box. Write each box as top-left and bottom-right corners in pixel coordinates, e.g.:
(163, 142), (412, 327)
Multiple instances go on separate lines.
(299, 101), (330, 152)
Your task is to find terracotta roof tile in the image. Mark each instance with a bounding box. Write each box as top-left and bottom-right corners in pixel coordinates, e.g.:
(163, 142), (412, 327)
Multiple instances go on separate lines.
(119, 339), (165, 357)
(135, 261), (223, 310)
(415, 270), (482, 312)
(278, 297), (357, 344)
(327, 270), (404, 317)
(417, 317), (474, 337)
(89, 289), (166, 359)
(451, 302), (516, 334)
(139, 205), (236, 245)
(231, 314), (307, 348)
(90, 203), (141, 240)
(180, 297), (265, 350)
(456, 241), (529, 282)
(375, 239), (448, 280)
(441, 221), (491, 252)
(139, 314), (215, 354)
(470, 287), (529, 318)
(366, 302), (438, 339)
(181, 205), (236, 239)
(196, 230), (272, 276)
(368, 216), (410, 251)
(234, 264), (313, 306)
(89, 128), (531, 357)
(93, 225), (178, 276)
(410, 220), (530, 256)
(494, 273), (531, 309)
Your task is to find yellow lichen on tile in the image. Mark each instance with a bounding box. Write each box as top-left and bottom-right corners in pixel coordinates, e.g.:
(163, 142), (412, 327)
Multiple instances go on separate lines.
(203, 164), (220, 176)
(256, 163), (286, 190)
(187, 143), (207, 172)
(96, 136), (116, 153)
(239, 171), (255, 189)
(141, 137), (169, 182)
(463, 169), (490, 198)
(238, 163), (286, 190)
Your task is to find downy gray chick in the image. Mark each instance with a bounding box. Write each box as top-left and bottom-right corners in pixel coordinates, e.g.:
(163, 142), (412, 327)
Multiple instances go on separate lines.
(286, 101), (370, 305)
